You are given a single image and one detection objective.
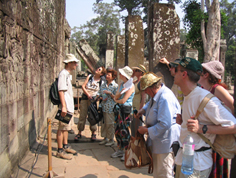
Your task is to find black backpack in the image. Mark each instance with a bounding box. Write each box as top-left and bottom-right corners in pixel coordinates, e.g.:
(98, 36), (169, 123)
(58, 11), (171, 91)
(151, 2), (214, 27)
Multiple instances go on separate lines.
(49, 78), (61, 105)
(87, 101), (103, 126)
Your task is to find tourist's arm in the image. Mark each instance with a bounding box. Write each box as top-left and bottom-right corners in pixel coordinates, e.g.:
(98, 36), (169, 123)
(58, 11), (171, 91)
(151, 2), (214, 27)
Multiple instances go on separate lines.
(58, 91), (67, 117)
(82, 75), (93, 99)
(187, 119), (236, 134)
(114, 85), (134, 104)
(214, 85), (234, 113)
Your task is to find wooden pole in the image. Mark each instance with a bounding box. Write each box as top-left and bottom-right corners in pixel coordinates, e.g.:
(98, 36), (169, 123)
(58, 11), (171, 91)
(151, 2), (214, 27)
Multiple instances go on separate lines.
(43, 118), (58, 178)
(48, 118), (52, 172)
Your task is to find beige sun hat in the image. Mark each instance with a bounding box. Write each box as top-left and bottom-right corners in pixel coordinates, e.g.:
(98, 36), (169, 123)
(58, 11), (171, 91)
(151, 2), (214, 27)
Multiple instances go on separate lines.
(63, 54), (79, 63)
(140, 72), (162, 91)
(118, 66), (133, 80)
(132, 64), (147, 73)
(201, 61), (224, 79)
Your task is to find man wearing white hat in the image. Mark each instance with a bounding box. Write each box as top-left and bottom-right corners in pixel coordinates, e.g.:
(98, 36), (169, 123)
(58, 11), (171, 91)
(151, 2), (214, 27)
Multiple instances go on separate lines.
(56, 54), (79, 159)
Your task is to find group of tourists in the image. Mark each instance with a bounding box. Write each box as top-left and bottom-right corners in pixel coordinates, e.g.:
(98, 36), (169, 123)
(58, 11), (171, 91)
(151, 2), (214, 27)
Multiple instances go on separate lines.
(55, 53), (236, 178)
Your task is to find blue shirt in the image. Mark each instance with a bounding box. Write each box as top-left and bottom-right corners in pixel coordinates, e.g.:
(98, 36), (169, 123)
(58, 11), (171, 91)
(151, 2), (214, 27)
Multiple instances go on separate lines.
(119, 82), (135, 106)
(143, 84), (181, 154)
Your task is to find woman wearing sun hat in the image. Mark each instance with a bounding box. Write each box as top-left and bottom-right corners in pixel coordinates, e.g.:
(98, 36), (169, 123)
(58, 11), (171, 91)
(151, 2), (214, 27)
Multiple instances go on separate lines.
(111, 66), (135, 161)
(198, 60), (234, 178)
(130, 64), (147, 136)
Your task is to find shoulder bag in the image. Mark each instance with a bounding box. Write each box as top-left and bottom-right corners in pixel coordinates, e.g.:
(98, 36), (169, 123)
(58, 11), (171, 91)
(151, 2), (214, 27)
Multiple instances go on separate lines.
(195, 93), (236, 159)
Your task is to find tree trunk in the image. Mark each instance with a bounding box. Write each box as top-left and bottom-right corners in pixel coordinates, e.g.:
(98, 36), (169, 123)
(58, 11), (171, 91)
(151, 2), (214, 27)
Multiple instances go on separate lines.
(201, 0), (221, 62)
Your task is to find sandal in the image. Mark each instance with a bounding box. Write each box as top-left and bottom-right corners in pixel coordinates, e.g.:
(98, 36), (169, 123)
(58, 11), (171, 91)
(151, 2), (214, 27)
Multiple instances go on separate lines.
(91, 134), (96, 141)
(74, 134), (81, 141)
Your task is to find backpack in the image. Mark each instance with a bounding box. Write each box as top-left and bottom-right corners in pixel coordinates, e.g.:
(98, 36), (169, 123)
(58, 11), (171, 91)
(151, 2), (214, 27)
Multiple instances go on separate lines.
(87, 101), (103, 126)
(195, 93), (236, 159)
(49, 78), (61, 105)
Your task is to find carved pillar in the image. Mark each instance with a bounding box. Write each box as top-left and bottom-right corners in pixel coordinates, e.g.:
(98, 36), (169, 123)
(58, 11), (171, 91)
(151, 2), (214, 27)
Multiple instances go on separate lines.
(125, 15), (144, 68)
(116, 35), (125, 83)
(148, 3), (180, 89)
(105, 31), (115, 68)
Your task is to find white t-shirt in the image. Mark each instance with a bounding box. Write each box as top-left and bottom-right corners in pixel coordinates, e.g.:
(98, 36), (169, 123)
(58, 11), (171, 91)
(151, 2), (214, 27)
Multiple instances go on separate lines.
(175, 86), (236, 171)
(58, 69), (74, 114)
(85, 74), (101, 97)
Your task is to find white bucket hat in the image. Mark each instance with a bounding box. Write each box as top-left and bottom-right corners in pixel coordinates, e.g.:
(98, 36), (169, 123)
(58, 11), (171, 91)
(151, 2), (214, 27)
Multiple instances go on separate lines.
(63, 54), (79, 63)
(118, 66), (133, 80)
(202, 61), (224, 79)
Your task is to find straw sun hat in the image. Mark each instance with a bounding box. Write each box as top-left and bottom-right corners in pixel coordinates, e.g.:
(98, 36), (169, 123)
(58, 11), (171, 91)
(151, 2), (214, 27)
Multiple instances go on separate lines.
(132, 64), (147, 73)
(140, 72), (162, 91)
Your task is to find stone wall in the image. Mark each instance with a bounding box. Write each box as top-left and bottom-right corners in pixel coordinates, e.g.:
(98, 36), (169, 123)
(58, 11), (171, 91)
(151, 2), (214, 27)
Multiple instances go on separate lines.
(0, 1), (66, 177)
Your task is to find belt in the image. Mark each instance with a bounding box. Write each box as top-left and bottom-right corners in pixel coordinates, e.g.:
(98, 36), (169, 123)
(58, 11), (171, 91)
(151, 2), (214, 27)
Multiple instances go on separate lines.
(181, 146), (211, 152)
(195, 147), (211, 152)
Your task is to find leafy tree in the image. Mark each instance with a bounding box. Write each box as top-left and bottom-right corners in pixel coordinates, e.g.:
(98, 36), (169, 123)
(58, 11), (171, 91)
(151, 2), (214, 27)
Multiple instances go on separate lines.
(182, 0), (229, 62)
(70, 3), (121, 55)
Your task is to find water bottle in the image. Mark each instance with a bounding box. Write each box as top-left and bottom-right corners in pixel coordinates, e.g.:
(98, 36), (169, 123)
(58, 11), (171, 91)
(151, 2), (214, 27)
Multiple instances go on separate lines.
(181, 134), (195, 175)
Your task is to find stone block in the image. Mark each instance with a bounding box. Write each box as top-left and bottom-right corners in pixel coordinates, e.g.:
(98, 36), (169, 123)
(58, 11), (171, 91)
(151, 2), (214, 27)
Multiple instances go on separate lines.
(125, 15), (144, 67)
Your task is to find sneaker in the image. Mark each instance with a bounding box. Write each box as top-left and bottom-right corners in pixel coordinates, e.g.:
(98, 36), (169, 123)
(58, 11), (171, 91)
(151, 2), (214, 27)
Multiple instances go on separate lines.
(64, 146), (77, 154)
(99, 138), (108, 145)
(111, 149), (124, 158)
(105, 140), (114, 147)
(56, 151), (72, 160)
(120, 153), (125, 161)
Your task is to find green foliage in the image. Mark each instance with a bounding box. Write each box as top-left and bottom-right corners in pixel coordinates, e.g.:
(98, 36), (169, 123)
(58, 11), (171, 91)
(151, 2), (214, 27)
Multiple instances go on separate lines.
(70, 3), (121, 55)
(225, 39), (236, 79)
(182, 0), (233, 63)
(114, 0), (143, 15)
(220, 0), (236, 43)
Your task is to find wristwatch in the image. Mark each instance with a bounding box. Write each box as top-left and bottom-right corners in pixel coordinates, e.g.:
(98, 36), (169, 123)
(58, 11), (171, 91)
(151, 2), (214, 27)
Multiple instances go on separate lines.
(202, 125), (208, 134)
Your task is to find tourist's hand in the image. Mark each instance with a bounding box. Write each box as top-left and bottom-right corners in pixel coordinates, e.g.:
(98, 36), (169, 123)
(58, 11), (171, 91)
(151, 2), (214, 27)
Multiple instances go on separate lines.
(138, 126), (148, 134)
(159, 57), (169, 65)
(61, 106), (67, 117)
(187, 118), (200, 133)
(176, 114), (183, 125)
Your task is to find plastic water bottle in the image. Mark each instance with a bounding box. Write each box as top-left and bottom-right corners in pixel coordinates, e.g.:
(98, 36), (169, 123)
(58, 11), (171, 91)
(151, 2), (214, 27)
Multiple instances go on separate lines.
(181, 134), (195, 175)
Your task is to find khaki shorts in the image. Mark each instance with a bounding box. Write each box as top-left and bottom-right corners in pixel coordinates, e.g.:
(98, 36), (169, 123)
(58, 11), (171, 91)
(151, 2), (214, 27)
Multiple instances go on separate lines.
(58, 116), (73, 131)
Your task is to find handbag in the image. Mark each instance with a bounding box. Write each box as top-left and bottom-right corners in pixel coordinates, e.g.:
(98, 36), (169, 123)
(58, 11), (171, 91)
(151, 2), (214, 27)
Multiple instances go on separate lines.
(195, 93), (236, 159)
(124, 131), (153, 173)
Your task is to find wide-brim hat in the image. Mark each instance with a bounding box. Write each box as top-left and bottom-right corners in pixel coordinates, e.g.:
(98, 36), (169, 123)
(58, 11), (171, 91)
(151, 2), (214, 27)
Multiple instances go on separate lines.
(132, 64), (147, 73)
(140, 72), (162, 91)
(119, 66), (133, 80)
(202, 61), (224, 79)
(63, 54), (79, 63)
